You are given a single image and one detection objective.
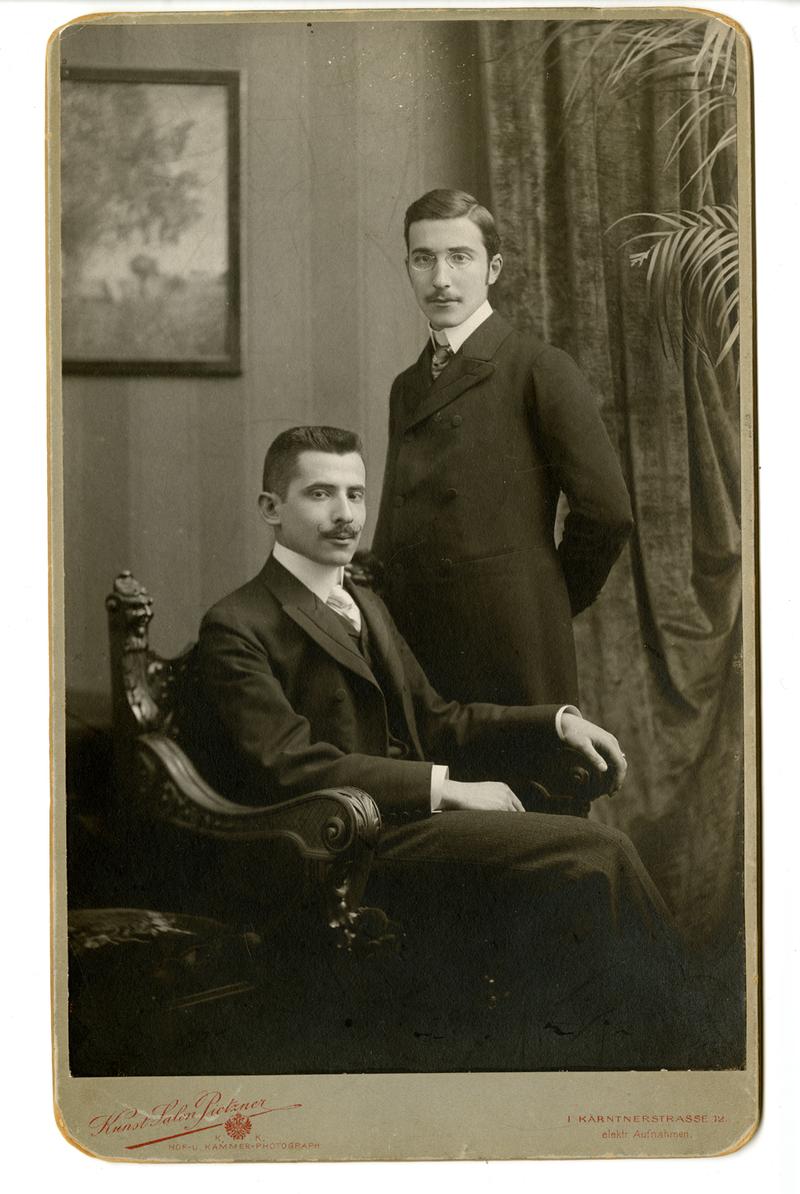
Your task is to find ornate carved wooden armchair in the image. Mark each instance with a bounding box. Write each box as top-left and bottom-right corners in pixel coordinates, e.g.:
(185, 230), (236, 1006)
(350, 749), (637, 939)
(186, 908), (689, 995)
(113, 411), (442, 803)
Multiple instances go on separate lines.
(67, 572), (398, 1075)
(69, 570), (610, 1075)
(103, 570), (391, 952)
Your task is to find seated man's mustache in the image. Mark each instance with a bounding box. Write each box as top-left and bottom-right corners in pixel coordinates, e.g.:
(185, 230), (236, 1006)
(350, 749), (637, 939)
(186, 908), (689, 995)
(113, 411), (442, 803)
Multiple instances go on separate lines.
(322, 524), (361, 538)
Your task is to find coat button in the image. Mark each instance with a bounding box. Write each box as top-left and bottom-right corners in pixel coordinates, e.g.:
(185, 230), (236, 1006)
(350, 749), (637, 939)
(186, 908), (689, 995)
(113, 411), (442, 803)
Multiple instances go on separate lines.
(393, 495), (405, 508)
(451, 413), (463, 427)
(433, 411), (444, 423)
(444, 487), (458, 501)
(334, 689), (346, 703)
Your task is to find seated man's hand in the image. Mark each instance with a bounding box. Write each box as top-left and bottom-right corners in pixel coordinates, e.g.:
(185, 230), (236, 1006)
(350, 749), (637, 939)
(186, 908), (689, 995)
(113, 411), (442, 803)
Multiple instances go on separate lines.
(440, 779), (525, 813)
(559, 712), (627, 794)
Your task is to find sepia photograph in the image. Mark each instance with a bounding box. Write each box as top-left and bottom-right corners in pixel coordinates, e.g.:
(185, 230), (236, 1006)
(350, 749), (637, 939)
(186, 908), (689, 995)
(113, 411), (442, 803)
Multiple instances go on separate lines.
(50, 5), (758, 1161)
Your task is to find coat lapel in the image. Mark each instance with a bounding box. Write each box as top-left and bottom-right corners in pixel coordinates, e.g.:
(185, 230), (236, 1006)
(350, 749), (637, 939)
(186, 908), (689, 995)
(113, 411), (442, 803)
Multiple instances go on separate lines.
(259, 556), (380, 691)
(401, 311), (514, 432)
(350, 582), (426, 759)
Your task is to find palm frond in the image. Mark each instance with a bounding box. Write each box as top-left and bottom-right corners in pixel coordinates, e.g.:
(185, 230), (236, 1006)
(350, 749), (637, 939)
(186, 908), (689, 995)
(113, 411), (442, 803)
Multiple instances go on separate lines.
(715, 320), (740, 367)
(522, 21), (741, 369)
(697, 20), (737, 91)
(531, 17), (738, 207)
(718, 286), (739, 329)
(601, 25), (700, 96)
(659, 93), (708, 134)
(543, 17), (738, 114)
(557, 24), (627, 116)
(612, 205), (739, 366)
(681, 124), (737, 199)
(662, 94), (730, 169)
(615, 19), (736, 96)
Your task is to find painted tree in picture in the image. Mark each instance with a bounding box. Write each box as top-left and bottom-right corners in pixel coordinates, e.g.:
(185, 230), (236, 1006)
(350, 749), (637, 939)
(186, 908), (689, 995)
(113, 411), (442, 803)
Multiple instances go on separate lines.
(61, 79), (230, 361)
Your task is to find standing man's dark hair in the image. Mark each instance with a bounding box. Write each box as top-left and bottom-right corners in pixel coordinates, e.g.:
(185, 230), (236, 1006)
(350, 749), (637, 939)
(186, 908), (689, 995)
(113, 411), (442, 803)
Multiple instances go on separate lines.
(403, 189), (502, 259)
(262, 425), (363, 497)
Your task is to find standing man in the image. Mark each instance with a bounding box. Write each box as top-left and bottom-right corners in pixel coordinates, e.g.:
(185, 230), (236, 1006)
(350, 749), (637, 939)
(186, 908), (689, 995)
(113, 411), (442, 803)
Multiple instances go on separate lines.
(371, 189), (633, 707)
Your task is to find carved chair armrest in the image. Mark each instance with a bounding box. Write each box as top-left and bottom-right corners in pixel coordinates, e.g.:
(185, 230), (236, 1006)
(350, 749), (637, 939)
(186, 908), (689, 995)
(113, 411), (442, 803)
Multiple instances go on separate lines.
(137, 732), (380, 853)
(134, 732), (383, 950)
(528, 746), (614, 818)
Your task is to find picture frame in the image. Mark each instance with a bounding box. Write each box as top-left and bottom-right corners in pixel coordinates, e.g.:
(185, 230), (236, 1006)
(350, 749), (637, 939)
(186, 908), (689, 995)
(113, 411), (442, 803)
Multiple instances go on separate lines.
(60, 66), (241, 377)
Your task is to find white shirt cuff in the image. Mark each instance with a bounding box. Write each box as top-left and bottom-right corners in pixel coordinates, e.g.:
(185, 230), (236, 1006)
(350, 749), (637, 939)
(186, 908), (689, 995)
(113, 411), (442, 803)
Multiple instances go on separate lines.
(430, 764), (450, 812)
(555, 704), (582, 740)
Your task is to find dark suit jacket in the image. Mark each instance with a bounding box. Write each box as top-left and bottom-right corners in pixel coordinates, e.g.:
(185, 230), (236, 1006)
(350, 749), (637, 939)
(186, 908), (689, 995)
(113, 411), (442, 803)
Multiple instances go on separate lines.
(371, 311), (633, 707)
(193, 555), (563, 819)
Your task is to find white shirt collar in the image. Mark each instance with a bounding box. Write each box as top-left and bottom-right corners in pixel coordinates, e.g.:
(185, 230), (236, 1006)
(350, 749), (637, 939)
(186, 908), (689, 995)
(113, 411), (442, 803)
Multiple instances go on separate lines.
(272, 541), (344, 603)
(429, 299), (493, 355)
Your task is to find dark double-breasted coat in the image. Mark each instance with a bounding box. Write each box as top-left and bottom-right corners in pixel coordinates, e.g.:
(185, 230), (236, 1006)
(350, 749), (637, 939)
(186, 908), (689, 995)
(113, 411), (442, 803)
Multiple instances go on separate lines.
(371, 312), (634, 707)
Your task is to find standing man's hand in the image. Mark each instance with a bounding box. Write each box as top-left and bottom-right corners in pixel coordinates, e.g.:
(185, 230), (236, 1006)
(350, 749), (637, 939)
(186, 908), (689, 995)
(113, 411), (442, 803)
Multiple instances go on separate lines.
(345, 549), (385, 589)
(560, 713), (628, 793)
(440, 779), (525, 813)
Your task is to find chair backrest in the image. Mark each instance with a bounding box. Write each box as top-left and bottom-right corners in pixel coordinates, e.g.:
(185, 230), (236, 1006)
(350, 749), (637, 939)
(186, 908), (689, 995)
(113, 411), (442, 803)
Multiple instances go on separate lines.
(105, 570), (195, 746)
(104, 571), (226, 912)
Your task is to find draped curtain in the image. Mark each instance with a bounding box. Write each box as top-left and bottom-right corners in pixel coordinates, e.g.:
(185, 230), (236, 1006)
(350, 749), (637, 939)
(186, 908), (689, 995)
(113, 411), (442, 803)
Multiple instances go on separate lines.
(479, 19), (743, 948)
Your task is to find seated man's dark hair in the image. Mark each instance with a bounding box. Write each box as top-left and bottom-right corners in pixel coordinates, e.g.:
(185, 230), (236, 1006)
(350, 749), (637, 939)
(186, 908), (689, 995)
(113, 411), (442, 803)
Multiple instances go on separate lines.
(262, 425), (364, 497)
(404, 188), (501, 259)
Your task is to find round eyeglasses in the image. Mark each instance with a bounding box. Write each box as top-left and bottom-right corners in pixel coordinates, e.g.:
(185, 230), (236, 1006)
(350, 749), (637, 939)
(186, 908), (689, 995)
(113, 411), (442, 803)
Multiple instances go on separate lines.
(408, 251), (476, 272)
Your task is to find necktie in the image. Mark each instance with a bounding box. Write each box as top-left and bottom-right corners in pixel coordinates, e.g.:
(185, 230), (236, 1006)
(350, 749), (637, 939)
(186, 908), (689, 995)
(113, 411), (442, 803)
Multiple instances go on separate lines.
(326, 584), (362, 633)
(431, 331), (453, 380)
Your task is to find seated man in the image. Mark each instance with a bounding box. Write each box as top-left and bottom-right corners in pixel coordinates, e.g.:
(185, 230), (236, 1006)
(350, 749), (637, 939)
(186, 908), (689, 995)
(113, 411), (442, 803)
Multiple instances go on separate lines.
(194, 425), (695, 1070)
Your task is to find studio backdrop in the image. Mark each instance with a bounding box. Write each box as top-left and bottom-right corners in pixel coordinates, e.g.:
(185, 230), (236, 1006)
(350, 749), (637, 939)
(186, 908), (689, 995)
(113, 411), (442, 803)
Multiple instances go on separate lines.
(479, 17), (743, 952)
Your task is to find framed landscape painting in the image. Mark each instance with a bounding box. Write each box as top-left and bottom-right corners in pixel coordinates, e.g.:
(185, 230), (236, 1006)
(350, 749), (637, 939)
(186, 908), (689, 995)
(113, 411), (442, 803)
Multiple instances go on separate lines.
(60, 67), (240, 376)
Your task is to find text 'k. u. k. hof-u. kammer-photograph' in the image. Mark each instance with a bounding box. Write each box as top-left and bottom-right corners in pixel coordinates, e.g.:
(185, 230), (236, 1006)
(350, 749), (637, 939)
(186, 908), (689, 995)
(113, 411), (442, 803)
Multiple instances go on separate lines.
(49, 4), (758, 1162)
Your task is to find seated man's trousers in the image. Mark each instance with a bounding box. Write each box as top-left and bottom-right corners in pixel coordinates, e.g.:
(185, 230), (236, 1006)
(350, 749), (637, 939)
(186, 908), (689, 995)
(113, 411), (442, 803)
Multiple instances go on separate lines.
(368, 811), (711, 1070)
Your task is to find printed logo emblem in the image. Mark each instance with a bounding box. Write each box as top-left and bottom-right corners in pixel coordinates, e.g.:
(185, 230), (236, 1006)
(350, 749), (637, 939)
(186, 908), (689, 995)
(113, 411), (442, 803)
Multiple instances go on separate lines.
(224, 1112), (252, 1140)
